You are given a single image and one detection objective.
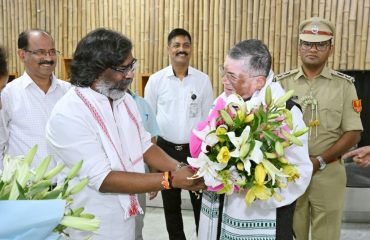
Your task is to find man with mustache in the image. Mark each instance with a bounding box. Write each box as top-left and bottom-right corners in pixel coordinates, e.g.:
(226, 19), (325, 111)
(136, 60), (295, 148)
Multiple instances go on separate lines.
(46, 28), (206, 240)
(145, 28), (214, 239)
(0, 29), (70, 168)
(277, 17), (363, 240)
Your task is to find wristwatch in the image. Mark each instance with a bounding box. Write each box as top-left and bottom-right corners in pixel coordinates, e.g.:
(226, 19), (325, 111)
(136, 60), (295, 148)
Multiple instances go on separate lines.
(316, 155), (326, 170)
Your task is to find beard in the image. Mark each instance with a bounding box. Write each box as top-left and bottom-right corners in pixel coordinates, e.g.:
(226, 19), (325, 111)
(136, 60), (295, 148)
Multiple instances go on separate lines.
(95, 77), (133, 100)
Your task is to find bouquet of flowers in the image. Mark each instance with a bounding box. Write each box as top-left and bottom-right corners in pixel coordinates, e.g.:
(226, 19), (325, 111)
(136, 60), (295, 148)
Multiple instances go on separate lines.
(188, 86), (308, 206)
(0, 145), (100, 239)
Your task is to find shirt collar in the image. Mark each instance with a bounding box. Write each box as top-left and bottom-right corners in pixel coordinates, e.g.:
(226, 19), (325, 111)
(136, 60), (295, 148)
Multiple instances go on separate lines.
(294, 66), (332, 80)
(165, 65), (193, 78)
(21, 72), (60, 91)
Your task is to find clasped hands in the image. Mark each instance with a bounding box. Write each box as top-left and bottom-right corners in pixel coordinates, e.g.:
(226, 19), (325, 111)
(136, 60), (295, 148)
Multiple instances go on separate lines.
(171, 165), (206, 192)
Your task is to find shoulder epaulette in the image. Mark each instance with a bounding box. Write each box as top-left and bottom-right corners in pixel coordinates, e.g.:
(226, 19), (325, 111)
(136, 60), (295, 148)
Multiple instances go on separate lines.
(273, 69), (299, 82)
(331, 70), (355, 84)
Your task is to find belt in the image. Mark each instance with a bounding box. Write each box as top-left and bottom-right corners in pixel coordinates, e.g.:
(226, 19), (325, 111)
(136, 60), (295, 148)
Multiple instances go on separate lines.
(158, 137), (189, 151)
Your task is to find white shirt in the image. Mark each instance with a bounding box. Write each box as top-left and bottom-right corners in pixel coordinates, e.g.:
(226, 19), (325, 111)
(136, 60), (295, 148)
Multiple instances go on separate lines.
(0, 72), (70, 168)
(46, 87), (152, 240)
(144, 65), (214, 144)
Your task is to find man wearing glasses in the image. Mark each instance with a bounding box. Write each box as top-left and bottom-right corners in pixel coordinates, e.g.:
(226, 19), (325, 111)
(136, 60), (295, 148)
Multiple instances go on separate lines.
(277, 17), (363, 240)
(144, 28), (214, 239)
(0, 29), (70, 168)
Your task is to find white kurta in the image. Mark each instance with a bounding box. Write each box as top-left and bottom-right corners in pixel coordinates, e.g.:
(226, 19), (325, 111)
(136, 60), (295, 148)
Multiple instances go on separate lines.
(46, 87), (152, 240)
(198, 73), (313, 240)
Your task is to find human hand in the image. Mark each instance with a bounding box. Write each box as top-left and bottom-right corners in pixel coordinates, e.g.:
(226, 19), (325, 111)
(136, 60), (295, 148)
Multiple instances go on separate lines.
(310, 156), (320, 175)
(343, 146), (370, 167)
(171, 166), (206, 191)
(148, 191), (158, 200)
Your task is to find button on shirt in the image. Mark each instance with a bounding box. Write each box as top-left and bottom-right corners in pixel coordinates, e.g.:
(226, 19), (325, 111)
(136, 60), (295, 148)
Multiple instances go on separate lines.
(144, 65), (214, 144)
(0, 72), (70, 167)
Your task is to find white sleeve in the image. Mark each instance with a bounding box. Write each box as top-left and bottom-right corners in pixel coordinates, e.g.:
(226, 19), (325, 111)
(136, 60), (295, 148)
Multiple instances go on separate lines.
(46, 110), (111, 191)
(256, 105), (313, 209)
(144, 77), (157, 115)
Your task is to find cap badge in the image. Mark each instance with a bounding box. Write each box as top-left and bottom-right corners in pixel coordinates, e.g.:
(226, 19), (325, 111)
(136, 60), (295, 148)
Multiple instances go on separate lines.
(312, 24), (319, 34)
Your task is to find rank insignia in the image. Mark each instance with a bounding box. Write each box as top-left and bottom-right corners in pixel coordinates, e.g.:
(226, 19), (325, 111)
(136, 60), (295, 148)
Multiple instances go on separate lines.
(352, 99), (362, 113)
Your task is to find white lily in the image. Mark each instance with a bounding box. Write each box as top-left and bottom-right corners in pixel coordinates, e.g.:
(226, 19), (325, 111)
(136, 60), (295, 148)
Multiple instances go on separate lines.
(226, 94), (246, 113)
(227, 126), (251, 158)
(223, 166), (242, 195)
(261, 158), (287, 185)
(245, 97), (262, 113)
(248, 140), (263, 164)
(9, 159), (33, 200)
(242, 140), (264, 174)
(1, 155), (20, 183)
(187, 152), (226, 188)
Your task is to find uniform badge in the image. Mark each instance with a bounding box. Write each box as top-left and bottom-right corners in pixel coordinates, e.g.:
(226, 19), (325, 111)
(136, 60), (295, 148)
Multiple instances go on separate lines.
(352, 99), (362, 113)
(312, 24), (319, 34)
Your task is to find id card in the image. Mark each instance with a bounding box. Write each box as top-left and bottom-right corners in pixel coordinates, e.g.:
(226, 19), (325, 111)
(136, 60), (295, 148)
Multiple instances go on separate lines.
(189, 101), (198, 118)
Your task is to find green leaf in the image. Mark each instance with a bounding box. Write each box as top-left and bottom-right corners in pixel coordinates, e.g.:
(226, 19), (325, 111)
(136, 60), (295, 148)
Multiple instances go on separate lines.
(26, 180), (52, 199)
(0, 181), (4, 193)
(16, 181), (26, 200)
(42, 189), (62, 199)
(263, 130), (280, 142)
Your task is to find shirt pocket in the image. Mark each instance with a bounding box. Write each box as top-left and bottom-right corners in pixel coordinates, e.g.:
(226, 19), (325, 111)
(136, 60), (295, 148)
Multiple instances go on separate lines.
(319, 102), (342, 132)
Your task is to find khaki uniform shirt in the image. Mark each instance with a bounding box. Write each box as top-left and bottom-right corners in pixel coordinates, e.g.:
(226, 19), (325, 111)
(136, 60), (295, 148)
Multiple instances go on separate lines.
(276, 66), (363, 156)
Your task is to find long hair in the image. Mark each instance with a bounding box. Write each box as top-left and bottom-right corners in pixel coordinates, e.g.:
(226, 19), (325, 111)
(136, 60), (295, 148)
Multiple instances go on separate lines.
(70, 28), (133, 87)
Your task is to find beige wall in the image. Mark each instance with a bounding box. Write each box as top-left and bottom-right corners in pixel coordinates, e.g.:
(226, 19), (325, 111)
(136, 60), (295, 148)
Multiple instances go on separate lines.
(0, 0), (369, 95)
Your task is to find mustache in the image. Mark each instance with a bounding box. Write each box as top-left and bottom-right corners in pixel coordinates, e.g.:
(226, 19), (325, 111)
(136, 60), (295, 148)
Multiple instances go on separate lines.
(38, 60), (55, 65)
(176, 52), (188, 56)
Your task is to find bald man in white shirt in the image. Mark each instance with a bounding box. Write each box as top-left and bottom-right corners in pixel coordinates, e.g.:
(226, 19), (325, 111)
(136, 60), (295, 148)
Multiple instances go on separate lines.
(0, 29), (70, 168)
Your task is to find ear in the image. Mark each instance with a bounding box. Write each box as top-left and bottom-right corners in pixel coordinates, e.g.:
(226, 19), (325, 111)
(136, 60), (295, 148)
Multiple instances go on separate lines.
(256, 76), (267, 90)
(17, 49), (26, 62)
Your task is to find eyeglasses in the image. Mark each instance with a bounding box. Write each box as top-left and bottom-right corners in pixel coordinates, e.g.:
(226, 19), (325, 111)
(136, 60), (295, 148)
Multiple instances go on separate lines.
(23, 48), (60, 57)
(219, 65), (264, 82)
(300, 40), (331, 51)
(110, 58), (137, 75)
(219, 66), (239, 81)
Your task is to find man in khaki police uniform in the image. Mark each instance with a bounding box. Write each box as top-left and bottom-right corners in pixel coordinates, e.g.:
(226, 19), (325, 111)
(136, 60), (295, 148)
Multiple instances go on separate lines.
(276, 17), (363, 240)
